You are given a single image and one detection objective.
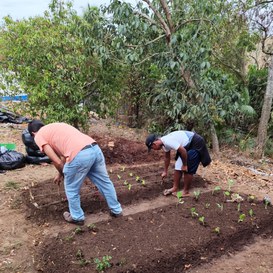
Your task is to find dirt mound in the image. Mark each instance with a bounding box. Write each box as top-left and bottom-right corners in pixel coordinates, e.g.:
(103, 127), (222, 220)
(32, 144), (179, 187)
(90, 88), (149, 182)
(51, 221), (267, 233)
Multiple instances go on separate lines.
(93, 135), (164, 164)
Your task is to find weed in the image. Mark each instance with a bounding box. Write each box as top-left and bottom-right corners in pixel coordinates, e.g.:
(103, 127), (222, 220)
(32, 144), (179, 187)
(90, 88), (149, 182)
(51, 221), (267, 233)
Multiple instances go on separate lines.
(94, 255), (112, 272)
(141, 179), (146, 186)
(127, 183), (132, 190)
(205, 203), (210, 209)
(5, 181), (20, 190)
(135, 176), (140, 182)
(238, 213), (246, 223)
(227, 179), (234, 191)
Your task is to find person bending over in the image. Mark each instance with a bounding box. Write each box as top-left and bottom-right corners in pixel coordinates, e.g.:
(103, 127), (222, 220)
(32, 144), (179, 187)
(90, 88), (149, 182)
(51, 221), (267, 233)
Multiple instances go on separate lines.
(145, 130), (211, 197)
(28, 120), (122, 225)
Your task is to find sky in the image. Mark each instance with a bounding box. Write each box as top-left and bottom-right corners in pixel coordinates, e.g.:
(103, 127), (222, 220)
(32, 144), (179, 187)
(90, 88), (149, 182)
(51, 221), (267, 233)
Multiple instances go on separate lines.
(0, 0), (115, 21)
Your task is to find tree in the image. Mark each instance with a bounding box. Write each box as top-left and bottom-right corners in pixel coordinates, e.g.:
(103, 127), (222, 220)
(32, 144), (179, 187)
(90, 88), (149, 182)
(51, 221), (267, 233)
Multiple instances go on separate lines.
(0, 0), (99, 129)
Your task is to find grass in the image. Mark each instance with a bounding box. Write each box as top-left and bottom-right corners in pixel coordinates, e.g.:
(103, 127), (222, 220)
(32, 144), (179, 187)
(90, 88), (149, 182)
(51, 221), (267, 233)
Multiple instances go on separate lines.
(4, 181), (20, 190)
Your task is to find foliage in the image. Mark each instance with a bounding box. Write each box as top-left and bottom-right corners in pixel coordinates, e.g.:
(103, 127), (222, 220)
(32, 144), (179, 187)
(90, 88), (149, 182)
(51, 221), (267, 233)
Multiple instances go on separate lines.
(0, 0), (100, 129)
(94, 255), (112, 272)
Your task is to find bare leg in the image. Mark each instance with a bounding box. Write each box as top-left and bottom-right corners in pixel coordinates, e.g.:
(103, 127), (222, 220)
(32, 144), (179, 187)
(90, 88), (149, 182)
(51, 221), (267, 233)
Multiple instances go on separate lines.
(172, 170), (182, 192)
(163, 170), (182, 196)
(183, 173), (193, 196)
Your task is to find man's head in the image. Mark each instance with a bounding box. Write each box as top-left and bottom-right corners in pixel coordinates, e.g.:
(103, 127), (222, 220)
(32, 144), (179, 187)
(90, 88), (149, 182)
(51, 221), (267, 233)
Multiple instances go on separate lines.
(145, 134), (160, 151)
(28, 119), (45, 136)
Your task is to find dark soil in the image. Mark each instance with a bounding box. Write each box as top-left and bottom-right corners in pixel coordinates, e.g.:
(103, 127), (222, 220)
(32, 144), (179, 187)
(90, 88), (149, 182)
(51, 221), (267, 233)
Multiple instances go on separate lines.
(35, 190), (273, 273)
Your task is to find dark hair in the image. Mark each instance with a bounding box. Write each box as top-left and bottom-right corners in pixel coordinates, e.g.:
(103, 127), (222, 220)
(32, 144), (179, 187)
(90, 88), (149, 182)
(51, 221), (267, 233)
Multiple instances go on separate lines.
(28, 119), (45, 135)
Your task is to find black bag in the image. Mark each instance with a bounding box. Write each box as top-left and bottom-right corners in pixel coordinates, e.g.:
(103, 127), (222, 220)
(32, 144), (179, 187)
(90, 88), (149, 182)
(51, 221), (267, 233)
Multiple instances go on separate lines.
(25, 155), (51, 165)
(22, 129), (39, 150)
(0, 149), (26, 170)
(26, 146), (46, 157)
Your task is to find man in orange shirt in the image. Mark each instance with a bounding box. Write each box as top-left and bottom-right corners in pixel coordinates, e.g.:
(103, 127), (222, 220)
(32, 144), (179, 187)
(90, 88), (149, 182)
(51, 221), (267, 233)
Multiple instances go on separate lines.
(28, 120), (122, 225)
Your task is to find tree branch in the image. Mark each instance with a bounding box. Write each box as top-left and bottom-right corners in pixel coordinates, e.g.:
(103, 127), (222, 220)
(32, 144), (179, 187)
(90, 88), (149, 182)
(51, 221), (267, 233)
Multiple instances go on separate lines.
(142, 0), (171, 41)
(159, 0), (174, 32)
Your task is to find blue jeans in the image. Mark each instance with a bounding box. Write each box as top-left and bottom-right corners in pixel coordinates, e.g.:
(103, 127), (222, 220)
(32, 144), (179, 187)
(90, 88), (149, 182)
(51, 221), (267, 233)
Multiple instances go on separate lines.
(63, 145), (122, 221)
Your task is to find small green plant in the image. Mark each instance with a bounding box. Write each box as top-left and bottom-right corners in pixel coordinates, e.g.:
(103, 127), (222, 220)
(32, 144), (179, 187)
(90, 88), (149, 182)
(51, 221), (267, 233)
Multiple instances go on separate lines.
(117, 174), (121, 180)
(94, 255), (112, 272)
(129, 172), (133, 177)
(212, 186), (221, 195)
(227, 179), (234, 191)
(216, 203), (224, 211)
(176, 191), (184, 204)
(121, 166), (125, 172)
(75, 227), (83, 234)
(141, 179), (146, 186)
(76, 249), (90, 266)
(224, 191), (231, 197)
(238, 213), (246, 223)
(198, 216), (205, 226)
(237, 203), (241, 212)
(123, 180), (128, 185)
(5, 181), (20, 190)
(249, 209), (254, 218)
(190, 207), (199, 218)
(205, 203), (210, 209)
(127, 183), (132, 190)
(87, 223), (97, 232)
(213, 227), (221, 234)
(247, 194), (255, 203)
(193, 190), (201, 200)
(135, 176), (140, 182)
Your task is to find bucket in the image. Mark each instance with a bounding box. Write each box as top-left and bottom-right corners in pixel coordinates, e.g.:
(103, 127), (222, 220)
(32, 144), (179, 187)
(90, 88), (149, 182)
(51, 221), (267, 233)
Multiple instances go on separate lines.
(0, 143), (16, 150)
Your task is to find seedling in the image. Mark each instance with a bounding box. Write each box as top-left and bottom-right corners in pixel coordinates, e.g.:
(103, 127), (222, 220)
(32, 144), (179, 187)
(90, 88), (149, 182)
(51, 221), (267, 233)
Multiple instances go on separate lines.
(264, 199), (270, 210)
(237, 203), (241, 212)
(213, 227), (221, 234)
(198, 216), (205, 226)
(128, 183), (132, 190)
(87, 223), (98, 232)
(249, 209), (254, 218)
(123, 180), (128, 185)
(129, 172), (133, 177)
(216, 203), (224, 211)
(176, 191), (184, 204)
(76, 249), (90, 267)
(193, 190), (201, 201)
(121, 166), (125, 172)
(141, 179), (146, 186)
(117, 174), (121, 180)
(75, 227), (83, 234)
(135, 176), (140, 182)
(247, 194), (255, 203)
(224, 191), (231, 197)
(190, 207), (199, 218)
(238, 213), (246, 223)
(227, 179), (234, 191)
(212, 186), (221, 195)
(205, 203), (210, 209)
(94, 255), (112, 272)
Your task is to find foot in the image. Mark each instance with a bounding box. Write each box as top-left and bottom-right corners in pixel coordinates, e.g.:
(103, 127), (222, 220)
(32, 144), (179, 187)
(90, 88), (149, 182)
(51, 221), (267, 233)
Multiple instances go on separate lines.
(63, 212), (84, 226)
(110, 211), (123, 218)
(163, 188), (178, 197)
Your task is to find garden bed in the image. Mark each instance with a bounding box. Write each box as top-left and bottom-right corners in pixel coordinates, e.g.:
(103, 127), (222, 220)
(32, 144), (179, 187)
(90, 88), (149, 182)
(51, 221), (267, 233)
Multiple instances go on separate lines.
(22, 162), (208, 224)
(35, 190), (273, 273)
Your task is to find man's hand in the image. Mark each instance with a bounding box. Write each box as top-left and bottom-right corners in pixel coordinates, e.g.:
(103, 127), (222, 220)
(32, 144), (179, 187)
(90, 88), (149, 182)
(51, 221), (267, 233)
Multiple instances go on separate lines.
(53, 173), (63, 185)
(182, 165), (188, 173)
(161, 171), (167, 182)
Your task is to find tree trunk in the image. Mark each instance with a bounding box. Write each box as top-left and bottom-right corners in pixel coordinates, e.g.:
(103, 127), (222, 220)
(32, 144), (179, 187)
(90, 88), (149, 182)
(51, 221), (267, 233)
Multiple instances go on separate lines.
(255, 57), (273, 158)
(210, 123), (220, 155)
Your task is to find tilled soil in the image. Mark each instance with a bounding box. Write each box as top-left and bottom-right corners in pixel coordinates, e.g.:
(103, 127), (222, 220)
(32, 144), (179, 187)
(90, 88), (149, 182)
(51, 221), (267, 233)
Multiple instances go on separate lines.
(35, 190), (273, 273)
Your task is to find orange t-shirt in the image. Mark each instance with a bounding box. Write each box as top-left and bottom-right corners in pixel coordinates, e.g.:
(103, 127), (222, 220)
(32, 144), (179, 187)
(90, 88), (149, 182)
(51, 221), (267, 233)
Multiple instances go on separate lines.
(34, 123), (96, 162)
